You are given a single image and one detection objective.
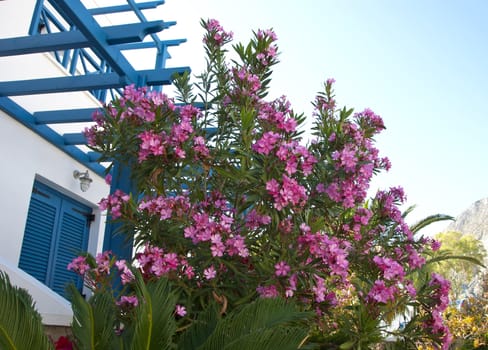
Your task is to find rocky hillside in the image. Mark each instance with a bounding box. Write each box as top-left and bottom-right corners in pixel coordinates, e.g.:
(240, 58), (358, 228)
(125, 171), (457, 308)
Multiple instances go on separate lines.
(446, 197), (488, 248)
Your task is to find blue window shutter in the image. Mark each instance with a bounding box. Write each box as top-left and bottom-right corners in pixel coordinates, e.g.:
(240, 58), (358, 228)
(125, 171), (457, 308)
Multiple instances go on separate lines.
(19, 182), (92, 299)
(50, 200), (91, 296)
(18, 186), (60, 285)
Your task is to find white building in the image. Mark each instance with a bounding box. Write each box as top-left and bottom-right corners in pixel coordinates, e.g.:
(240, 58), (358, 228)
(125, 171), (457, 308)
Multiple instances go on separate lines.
(0, 0), (188, 327)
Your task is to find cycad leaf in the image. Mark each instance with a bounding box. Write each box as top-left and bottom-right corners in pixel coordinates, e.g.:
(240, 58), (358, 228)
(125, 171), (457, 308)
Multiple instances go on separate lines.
(0, 271), (53, 350)
(69, 284), (95, 350)
(177, 303), (219, 350)
(224, 327), (309, 350)
(200, 298), (311, 350)
(128, 272), (177, 350)
(89, 291), (117, 349)
(409, 214), (453, 234)
(69, 284), (118, 350)
(401, 205), (416, 219)
(427, 254), (485, 267)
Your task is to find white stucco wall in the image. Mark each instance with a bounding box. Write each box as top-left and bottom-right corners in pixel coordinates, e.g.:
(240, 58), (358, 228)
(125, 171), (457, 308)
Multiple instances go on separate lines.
(0, 109), (110, 324)
(0, 0), (36, 39)
(0, 257), (74, 326)
(0, 0), (112, 325)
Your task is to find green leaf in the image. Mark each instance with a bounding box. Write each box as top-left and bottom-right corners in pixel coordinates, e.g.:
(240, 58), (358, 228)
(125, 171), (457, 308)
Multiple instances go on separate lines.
(426, 254), (485, 268)
(0, 271), (53, 350)
(128, 271), (177, 350)
(339, 340), (356, 350)
(409, 214), (453, 234)
(199, 298), (311, 350)
(177, 303), (219, 350)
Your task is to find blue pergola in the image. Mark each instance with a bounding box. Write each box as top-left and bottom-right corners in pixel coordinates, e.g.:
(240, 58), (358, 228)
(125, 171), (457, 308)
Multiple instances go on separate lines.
(0, 0), (190, 259)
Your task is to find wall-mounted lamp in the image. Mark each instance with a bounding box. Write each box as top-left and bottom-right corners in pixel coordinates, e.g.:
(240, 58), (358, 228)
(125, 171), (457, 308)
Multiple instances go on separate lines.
(73, 170), (93, 192)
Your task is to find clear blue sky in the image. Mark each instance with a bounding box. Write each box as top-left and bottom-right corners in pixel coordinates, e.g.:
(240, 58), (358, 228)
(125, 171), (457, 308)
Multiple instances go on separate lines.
(150, 0), (488, 235)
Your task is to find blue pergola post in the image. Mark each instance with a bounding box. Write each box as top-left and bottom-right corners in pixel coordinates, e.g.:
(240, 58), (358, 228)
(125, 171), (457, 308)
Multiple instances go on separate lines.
(102, 161), (136, 259)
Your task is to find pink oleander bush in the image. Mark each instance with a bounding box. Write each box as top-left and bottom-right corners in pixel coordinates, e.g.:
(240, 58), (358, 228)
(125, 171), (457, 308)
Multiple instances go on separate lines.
(76, 19), (452, 349)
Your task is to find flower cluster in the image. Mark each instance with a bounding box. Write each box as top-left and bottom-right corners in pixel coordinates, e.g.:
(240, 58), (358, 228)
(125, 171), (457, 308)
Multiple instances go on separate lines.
(202, 19), (233, 47)
(425, 273), (452, 348)
(67, 251), (115, 291)
(98, 189), (130, 219)
(266, 175), (308, 210)
(78, 19), (453, 349)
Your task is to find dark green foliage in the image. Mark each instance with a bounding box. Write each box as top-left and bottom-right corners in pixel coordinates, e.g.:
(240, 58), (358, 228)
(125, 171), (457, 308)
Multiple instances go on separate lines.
(197, 298), (311, 350)
(126, 272), (177, 350)
(68, 284), (117, 350)
(0, 271), (54, 350)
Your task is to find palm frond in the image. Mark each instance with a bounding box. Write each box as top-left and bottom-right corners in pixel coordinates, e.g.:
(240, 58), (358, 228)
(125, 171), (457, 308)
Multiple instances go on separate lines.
(426, 254), (485, 268)
(402, 205), (417, 219)
(410, 214), (453, 234)
(199, 297), (312, 350)
(128, 271), (177, 350)
(69, 284), (119, 350)
(225, 327), (309, 350)
(0, 271), (54, 350)
(176, 303), (219, 350)
(68, 284), (95, 350)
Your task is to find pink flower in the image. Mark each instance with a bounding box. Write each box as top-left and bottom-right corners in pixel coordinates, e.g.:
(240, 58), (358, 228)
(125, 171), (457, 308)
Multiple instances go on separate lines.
(367, 280), (397, 304)
(274, 261), (291, 277)
(332, 145), (357, 173)
(256, 284), (279, 298)
(312, 276), (327, 302)
(104, 174), (112, 185)
(138, 130), (164, 162)
(115, 260), (135, 285)
(252, 131), (280, 155)
(373, 255), (405, 281)
(98, 190), (130, 219)
(204, 265), (216, 280)
(429, 273), (451, 311)
(117, 295), (138, 307)
(175, 304), (187, 317)
(431, 239), (442, 251)
(245, 209), (271, 229)
(175, 147), (186, 159)
(405, 245), (426, 269)
(404, 280), (417, 297)
(210, 234), (225, 257)
(203, 19), (233, 45)
(193, 136), (210, 158)
(95, 251), (111, 275)
(226, 235), (249, 257)
(266, 175), (308, 210)
(67, 256), (90, 275)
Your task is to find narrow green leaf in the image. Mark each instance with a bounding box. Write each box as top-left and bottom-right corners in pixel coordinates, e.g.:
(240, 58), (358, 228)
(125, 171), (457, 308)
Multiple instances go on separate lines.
(339, 340), (356, 350)
(0, 271), (53, 350)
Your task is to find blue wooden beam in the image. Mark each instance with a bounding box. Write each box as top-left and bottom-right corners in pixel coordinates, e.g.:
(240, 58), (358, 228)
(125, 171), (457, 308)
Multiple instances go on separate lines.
(0, 21), (168, 57)
(63, 133), (86, 145)
(117, 38), (186, 51)
(48, 0), (139, 82)
(126, 0), (166, 55)
(87, 151), (103, 162)
(34, 101), (205, 125)
(34, 108), (99, 124)
(0, 97), (106, 176)
(0, 67), (189, 96)
(88, 1), (164, 15)
(0, 74), (124, 96)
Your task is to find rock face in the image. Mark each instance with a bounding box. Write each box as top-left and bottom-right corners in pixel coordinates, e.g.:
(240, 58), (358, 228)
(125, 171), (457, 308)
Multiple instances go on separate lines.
(446, 198), (488, 248)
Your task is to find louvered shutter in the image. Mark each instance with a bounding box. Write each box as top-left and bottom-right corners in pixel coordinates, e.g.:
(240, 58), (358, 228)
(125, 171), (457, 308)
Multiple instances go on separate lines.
(18, 182), (91, 299)
(50, 200), (90, 296)
(18, 186), (60, 285)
